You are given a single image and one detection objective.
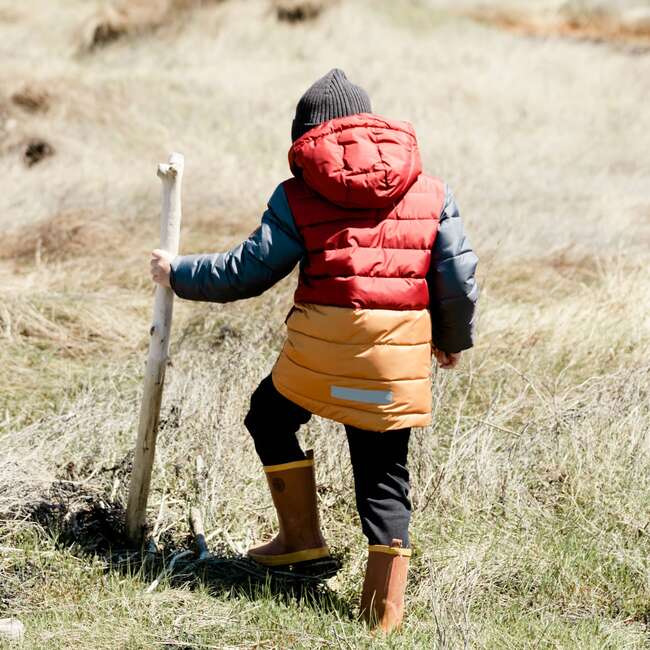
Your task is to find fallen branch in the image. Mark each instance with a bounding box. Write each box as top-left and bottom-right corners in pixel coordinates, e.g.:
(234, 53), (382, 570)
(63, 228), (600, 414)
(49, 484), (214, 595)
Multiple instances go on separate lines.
(126, 152), (184, 545)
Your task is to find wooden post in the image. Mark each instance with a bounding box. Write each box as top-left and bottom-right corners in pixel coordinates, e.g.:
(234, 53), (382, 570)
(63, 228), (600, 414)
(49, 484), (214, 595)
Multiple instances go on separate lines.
(126, 152), (184, 544)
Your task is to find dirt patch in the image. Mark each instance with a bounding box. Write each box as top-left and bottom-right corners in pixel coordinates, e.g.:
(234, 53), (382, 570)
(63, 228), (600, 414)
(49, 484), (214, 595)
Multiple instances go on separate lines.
(78, 0), (224, 52)
(467, 4), (650, 51)
(23, 138), (54, 167)
(273, 0), (332, 24)
(11, 85), (51, 113)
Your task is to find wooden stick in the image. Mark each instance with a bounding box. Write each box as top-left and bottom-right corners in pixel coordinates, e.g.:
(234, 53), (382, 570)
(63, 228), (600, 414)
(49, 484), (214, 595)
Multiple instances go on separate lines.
(126, 152), (184, 544)
(189, 506), (210, 560)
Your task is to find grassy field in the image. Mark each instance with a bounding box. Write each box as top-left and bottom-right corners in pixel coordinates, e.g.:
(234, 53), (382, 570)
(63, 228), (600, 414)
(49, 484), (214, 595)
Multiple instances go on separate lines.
(1, 0), (650, 647)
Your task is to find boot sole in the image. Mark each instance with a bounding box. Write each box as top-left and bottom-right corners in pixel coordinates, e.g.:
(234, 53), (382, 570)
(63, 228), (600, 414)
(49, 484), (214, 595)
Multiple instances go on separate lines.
(247, 546), (330, 567)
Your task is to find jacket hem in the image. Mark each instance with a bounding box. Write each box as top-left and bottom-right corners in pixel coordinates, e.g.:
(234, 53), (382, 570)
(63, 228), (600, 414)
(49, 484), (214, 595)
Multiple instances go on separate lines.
(271, 372), (431, 431)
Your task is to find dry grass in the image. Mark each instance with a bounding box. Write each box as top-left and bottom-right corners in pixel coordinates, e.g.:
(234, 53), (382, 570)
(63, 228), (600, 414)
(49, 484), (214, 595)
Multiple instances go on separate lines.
(467, 1), (650, 51)
(1, 211), (127, 263)
(1, 0), (650, 647)
(77, 0), (228, 52)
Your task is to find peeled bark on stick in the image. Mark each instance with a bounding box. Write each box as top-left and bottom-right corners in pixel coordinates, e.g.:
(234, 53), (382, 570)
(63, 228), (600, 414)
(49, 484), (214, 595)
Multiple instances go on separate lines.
(126, 152), (184, 544)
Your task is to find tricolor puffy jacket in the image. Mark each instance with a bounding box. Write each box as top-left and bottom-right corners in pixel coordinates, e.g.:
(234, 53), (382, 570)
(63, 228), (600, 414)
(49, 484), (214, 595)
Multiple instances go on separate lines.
(171, 114), (478, 430)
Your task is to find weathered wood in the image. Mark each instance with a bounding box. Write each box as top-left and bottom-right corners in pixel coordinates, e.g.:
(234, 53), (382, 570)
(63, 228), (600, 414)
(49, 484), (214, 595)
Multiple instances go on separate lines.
(189, 506), (210, 560)
(126, 152), (184, 544)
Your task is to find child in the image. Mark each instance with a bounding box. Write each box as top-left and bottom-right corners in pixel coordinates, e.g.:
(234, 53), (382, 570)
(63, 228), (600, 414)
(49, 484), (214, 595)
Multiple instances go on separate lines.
(150, 68), (478, 632)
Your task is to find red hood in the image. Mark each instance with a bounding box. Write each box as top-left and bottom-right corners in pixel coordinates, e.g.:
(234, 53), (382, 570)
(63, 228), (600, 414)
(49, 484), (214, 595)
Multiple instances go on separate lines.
(288, 114), (422, 209)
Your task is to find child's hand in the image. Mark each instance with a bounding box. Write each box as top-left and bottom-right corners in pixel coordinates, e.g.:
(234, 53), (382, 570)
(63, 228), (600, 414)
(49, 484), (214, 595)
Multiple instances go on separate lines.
(150, 249), (174, 288)
(432, 345), (461, 369)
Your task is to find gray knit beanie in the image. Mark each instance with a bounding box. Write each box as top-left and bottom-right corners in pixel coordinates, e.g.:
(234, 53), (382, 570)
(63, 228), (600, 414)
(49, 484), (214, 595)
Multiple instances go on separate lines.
(291, 68), (371, 142)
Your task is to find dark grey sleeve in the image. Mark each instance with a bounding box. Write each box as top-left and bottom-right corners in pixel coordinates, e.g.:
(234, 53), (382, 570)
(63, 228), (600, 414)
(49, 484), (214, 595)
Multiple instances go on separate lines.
(169, 184), (304, 303)
(427, 186), (479, 353)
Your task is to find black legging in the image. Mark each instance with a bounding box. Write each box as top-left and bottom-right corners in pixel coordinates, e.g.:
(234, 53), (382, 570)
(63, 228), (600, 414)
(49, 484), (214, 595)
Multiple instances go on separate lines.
(244, 375), (412, 547)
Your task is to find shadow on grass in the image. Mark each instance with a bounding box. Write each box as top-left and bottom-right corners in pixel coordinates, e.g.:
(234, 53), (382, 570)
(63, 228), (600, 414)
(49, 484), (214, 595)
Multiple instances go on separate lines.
(166, 552), (349, 616)
(19, 480), (352, 618)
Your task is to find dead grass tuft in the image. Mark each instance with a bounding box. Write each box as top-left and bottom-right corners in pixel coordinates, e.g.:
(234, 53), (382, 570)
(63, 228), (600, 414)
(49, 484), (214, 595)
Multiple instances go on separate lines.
(78, 0), (225, 51)
(78, 0), (171, 51)
(273, 0), (331, 24)
(467, 3), (650, 50)
(1, 211), (120, 263)
(484, 250), (604, 306)
(11, 85), (51, 113)
(0, 293), (137, 358)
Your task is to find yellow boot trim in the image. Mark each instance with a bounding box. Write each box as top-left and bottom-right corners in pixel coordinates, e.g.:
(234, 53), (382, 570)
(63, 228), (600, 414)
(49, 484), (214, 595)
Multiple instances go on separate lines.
(248, 546), (330, 567)
(263, 457), (314, 474)
(263, 449), (314, 474)
(368, 544), (412, 557)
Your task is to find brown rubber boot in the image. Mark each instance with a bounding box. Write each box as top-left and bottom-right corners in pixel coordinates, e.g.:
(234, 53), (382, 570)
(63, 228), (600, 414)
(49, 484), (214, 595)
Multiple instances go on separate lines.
(360, 538), (411, 633)
(247, 449), (330, 567)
